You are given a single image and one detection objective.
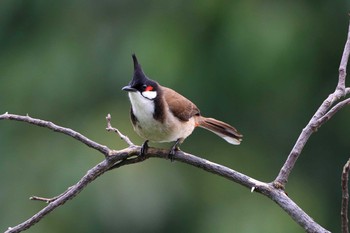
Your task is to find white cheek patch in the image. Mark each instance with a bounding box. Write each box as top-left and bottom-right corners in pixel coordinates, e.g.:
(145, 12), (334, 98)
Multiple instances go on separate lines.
(142, 91), (157, 100)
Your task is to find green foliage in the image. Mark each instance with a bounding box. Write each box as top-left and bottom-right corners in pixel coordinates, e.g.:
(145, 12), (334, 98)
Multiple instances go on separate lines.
(0, 1), (349, 232)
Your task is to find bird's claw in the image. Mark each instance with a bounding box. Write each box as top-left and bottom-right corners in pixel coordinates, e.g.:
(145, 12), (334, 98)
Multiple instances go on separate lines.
(140, 140), (149, 157)
(168, 147), (178, 162)
(168, 139), (181, 162)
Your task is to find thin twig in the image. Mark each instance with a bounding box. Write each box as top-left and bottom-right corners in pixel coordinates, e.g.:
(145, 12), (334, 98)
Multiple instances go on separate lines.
(30, 186), (73, 203)
(316, 98), (350, 127)
(106, 113), (135, 147)
(30, 196), (58, 203)
(4, 158), (116, 233)
(274, 20), (350, 187)
(342, 158), (350, 233)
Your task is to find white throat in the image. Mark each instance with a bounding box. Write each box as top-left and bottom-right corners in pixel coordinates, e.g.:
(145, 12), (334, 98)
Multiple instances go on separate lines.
(128, 92), (155, 119)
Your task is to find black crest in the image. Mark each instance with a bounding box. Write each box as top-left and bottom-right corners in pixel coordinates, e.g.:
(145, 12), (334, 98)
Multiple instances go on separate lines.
(128, 54), (156, 89)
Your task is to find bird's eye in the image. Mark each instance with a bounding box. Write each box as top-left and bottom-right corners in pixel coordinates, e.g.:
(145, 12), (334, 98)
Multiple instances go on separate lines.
(142, 84), (147, 90)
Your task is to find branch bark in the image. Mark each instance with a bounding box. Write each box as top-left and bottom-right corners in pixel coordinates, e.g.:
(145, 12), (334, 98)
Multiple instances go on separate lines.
(342, 158), (350, 233)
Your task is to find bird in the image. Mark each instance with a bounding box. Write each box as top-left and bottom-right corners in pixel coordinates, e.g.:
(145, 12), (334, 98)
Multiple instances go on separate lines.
(122, 54), (242, 159)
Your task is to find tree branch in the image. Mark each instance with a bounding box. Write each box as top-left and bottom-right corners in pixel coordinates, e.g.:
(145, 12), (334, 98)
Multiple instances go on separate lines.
(315, 98), (350, 127)
(342, 158), (350, 233)
(0, 112), (110, 156)
(0, 113), (330, 233)
(338, 20), (350, 92)
(274, 20), (350, 187)
(106, 113), (135, 147)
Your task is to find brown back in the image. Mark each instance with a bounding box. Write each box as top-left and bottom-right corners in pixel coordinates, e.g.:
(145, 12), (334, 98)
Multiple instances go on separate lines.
(162, 86), (200, 121)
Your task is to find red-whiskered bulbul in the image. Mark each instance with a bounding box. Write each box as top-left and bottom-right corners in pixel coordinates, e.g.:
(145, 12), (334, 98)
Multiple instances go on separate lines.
(122, 54), (243, 159)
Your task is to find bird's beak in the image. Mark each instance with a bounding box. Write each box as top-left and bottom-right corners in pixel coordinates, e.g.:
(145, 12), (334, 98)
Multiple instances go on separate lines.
(122, 85), (137, 92)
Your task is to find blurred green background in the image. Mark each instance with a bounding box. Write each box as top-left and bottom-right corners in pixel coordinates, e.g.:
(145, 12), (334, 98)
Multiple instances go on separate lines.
(0, 1), (350, 232)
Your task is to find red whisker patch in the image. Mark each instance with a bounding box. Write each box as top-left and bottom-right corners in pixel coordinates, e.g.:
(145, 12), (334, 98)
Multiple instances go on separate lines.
(145, 86), (153, 91)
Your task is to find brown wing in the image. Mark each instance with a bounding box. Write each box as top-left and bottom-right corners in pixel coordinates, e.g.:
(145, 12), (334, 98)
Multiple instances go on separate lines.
(162, 86), (200, 121)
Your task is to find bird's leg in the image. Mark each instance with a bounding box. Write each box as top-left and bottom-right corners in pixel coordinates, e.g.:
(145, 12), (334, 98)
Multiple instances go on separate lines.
(169, 139), (181, 162)
(140, 140), (149, 156)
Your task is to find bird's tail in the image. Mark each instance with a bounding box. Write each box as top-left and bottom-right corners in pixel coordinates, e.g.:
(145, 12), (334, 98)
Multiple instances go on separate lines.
(196, 117), (243, 145)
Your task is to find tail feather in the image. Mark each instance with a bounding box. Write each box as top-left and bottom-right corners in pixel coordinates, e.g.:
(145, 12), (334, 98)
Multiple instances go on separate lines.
(197, 117), (243, 145)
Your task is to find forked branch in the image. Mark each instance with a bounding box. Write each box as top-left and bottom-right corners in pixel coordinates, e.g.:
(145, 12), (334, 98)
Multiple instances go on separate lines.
(274, 20), (350, 188)
(0, 113), (330, 233)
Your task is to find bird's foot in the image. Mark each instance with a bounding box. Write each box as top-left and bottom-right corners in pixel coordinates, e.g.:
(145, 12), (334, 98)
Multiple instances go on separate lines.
(168, 146), (178, 162)
(140, 140), (149, 157)
(168, 139), (181, 162)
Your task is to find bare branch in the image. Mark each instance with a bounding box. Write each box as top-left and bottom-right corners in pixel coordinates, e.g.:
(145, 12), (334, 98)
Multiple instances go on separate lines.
(0, 113), (110, 156)
(4, 158), (117, 233)
(0, 112), (331, 233)
(338, 21), (350, 92)
(342, 158), (350, 233)
(315, 98), (350, 127)
(30, 186), (73, 203)
(274, 21), (350, 187)
(106, 113), (135, 147)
